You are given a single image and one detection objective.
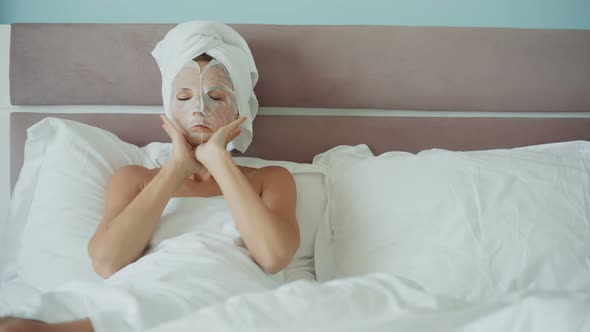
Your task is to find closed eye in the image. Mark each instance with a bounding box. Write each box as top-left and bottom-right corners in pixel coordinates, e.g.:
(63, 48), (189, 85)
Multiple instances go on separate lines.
(207, 89), (225, 101)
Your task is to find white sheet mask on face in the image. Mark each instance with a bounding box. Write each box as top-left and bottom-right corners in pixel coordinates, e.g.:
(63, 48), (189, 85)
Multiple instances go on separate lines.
(169, 58), (239, 146)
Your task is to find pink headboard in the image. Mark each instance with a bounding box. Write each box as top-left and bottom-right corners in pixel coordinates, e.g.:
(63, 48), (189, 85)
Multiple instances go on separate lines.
(10, 23), (590, 111)
(8, 23), (590, 191)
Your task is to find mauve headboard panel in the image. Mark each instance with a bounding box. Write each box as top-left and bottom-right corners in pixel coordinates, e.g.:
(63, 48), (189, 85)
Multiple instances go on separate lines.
(9, 23), (590, 112)
(10, 112), (590, 192)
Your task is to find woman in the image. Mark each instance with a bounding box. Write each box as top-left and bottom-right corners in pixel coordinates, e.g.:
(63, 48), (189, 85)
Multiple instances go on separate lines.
(0, 54), (300, 332)
(89, 53), (300, 279)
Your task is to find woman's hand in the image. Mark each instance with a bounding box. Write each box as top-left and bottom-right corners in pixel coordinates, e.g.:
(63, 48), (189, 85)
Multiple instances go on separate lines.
(195, 116), (246, 166)
(160, 114), (205, 179)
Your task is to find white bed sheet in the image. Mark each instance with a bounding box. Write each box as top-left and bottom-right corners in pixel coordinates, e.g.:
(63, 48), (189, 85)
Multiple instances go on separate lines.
(0, 268), (317, 310)
(2, 271), (587, 332)
(0, 231), (319, 331)
(145, 274), (590, 332)
(0, 276), (40, 309)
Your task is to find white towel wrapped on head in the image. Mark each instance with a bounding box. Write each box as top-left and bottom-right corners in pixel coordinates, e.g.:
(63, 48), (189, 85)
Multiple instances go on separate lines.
(151, 20), (259, 153)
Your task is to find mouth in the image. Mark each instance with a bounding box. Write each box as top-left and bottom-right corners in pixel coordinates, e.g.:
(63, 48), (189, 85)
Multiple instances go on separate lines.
(190, 124), (210, 132)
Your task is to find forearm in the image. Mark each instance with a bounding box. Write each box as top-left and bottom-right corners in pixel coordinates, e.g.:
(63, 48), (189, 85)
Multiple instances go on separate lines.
(90, 164), (185, 276)
(205, 151), (294, 272)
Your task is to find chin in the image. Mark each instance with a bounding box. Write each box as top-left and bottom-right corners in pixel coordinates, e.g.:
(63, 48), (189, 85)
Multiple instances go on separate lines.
(187, 137), (209, 146)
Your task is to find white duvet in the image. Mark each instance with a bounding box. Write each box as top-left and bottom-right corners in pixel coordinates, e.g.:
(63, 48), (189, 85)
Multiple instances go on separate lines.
(147, 276), (590, 332)
(1, 183), (589, 331)
(1, 253), (588, 332)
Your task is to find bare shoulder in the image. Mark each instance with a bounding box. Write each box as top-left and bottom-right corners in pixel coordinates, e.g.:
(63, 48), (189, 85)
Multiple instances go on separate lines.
(255, 165), (292, 178)
(257, 166), (298, 236)
(255, 166), (296, 194)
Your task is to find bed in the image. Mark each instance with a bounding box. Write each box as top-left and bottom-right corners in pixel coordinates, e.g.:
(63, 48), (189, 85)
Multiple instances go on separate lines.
(1, 23), (590, 331)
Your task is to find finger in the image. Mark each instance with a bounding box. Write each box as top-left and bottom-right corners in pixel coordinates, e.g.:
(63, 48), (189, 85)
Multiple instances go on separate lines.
(225, 129), (242, 145)
(160, 115), (180, 134)
(160, 114), (172, 128)
(161, 124), (172, 139)
(226, 116), (247, 131)
(160, 115), (183, 140)
(234, 128), (242, 139)
(161, 122), (176, 141)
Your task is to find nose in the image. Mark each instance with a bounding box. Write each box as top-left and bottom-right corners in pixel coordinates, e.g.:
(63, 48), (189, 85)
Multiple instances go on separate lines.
(193, 104), (211, 117)
(190, 101), (206, 117)
(188, 95), (205, 116)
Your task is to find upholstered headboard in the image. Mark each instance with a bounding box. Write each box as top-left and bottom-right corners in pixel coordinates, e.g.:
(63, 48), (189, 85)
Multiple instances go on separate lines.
(10, 24), (590, 110)
(9, 23), (590, 191)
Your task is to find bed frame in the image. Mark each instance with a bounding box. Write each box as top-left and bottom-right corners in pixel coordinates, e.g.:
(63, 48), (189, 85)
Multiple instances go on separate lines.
(9, 23), (590, 191)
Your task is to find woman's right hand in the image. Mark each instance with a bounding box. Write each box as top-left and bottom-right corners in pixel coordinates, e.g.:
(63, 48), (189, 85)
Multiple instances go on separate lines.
(160, 114), (204, 179)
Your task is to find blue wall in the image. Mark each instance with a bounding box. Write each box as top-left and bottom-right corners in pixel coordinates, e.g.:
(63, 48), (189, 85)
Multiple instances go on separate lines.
(1, 0), (589, 29)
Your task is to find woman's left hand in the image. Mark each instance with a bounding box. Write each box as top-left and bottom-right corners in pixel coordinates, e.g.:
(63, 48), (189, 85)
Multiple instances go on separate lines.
(195, 116), (247, 166)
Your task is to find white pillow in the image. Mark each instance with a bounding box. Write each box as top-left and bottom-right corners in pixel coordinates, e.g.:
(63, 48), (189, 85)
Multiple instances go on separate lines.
(313, 142), (590, 301)
(5, 118), (154, 289)
(3, 117), (327, 291)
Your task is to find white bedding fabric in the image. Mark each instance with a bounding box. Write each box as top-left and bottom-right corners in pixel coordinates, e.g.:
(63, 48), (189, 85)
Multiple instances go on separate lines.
(313, 141), (590, 302)
(3, 118), (589, 331)
(1, 270), (588, 332)
(1, 231), (280, 331)
(145, 275), (590, 332)
(2, 148), (589, 331)
(1, 169), (314, 330)
(3, 194), (282, 329)
(0, 277), (40, 308)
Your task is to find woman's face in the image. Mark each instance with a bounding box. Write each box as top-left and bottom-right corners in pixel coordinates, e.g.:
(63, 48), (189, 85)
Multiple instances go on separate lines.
(169, 59), (238, 146)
